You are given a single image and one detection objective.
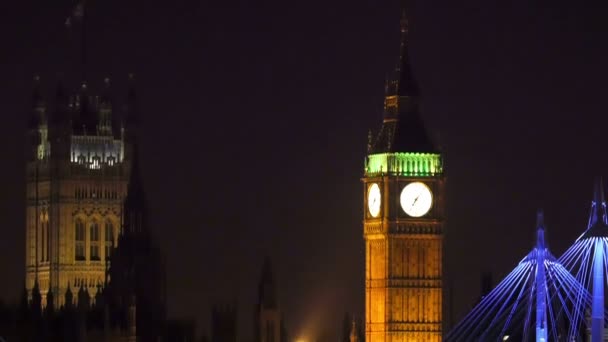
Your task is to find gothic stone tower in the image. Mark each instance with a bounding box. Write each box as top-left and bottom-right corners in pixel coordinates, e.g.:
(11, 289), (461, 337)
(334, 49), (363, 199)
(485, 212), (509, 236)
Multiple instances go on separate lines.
(25, 76), (137, 307)
(362, 9), (445, 342)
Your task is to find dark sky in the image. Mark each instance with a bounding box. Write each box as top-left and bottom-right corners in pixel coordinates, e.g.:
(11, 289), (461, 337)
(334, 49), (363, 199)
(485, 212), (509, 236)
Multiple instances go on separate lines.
(1, 0), (608, 340)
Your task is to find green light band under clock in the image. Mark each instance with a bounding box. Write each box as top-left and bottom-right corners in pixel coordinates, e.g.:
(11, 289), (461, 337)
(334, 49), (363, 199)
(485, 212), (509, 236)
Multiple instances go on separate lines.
(365, 152), (443, 176)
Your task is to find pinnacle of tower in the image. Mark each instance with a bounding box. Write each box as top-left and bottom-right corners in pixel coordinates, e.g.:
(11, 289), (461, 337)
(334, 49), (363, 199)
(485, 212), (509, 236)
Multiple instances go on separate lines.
(51, 80), (69, 125)
(46, 288), (55, 314)
(396, 9), (419, 98)
(31, 279), (42, 313)
(29, 76), (44, 129)
(125, 73), (138, 126)
(65, 282), (73, 308)
(100, 77), (112, 105)
(581, 177), (608, 238)
(77, 285), (90, 311)
(258, 257), (277, 310)
(536, 209), (545, 250)
(32, 278), (41, 298)
(369, 6), (436, 154)
(590, 177), (607, 227)
(32, 75), (44, 107)
(350, 319), (358, 342)
(95, 284), (104, 307)
(123, 142), (147, 235)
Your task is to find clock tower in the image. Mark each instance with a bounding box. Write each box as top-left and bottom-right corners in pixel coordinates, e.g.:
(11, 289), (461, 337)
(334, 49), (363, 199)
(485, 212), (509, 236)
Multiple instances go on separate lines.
(362, 8), (445, 342)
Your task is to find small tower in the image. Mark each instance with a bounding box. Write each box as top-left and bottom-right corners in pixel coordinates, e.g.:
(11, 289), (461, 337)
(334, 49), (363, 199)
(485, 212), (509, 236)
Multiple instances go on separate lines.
(103, 143), (166, 341)
(25, 76), (134, 307)
(45, 288), (55, 316)
(255, 258), (281, 342)
(31, 279), (42, 317)
(127, 294), (137, 342)
(349, 319), (358, 342)
(64, 282), (73, 309)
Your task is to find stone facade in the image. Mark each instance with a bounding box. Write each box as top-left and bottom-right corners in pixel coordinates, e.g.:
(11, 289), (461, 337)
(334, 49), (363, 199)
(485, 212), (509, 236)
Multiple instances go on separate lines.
(25, 77), (136, 308)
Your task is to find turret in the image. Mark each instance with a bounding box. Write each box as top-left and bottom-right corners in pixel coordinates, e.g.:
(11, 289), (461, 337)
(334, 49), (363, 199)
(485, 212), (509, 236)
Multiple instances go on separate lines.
(258, 257), (277, 310)
(94, 284), (104, 308)
(349, 319), (358, 342)
(46, 288), (55, 314)
(73, 82), (97, 135)
(77, 285), (90, 312)
(123, 74), (139, 149)
(122, 143), (147, 236)
(28, 77), (44, 160)
(65, 282), (73, 309)
(98, 77), (113, 135)
(31, 279), (42, 317)
(255, 258), (280, 342)
(128, 294), (137, 342)
(48, 80), (71, 158)
(29, 76), (44, 128)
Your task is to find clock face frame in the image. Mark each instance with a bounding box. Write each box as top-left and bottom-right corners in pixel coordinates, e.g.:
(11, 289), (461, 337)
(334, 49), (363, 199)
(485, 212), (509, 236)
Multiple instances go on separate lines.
(400, 182), (433, 217)
(367, 183), (381, 218)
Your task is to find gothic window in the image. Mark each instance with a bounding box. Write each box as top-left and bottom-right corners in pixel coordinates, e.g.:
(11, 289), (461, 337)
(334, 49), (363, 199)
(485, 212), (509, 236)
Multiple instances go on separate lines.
(107, 156), (115, 166)
(105, 221), (114, 259)
(90, 221), (100, 260)
(45, 221), (49, 262)
(77, 155), (86, 165)
(91, 156), (101, 169)
(75, 220), (85, 261)
(40, 220), (46, 262)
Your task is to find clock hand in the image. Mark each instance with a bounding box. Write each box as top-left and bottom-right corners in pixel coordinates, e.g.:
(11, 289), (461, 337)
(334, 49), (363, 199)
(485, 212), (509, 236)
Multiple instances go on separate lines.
(411, 195), (420, 207)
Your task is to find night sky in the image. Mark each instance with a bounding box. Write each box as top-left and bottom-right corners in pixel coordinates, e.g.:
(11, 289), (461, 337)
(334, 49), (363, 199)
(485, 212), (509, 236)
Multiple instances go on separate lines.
(1, 0), (607, 340)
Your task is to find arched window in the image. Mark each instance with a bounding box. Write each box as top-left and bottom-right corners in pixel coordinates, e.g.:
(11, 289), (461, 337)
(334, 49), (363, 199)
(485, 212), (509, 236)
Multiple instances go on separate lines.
(40, 220), (46, 262)
(105, 221), (114, 259)
(90, 221), (100, 260)
(45, 220), (49, 262)
(75, 220), (85, 261)
(91, 156), (101, 169)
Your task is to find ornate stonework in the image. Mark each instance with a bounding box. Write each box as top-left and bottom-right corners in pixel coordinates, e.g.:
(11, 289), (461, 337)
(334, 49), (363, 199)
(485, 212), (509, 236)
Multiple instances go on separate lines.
(25, 79), (135, 307)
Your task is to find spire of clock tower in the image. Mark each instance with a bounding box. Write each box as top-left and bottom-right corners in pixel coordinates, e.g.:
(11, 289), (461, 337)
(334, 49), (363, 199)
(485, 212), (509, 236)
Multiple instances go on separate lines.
(393, 9), (419, 98)
(362, 4), (445, 341)
(369, 5), (436, 154)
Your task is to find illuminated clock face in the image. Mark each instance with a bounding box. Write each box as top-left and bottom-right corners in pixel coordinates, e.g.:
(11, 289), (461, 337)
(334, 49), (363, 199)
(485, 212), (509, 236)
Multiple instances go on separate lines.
(367, 183), (381, 218)
(400, 182), (433, 217)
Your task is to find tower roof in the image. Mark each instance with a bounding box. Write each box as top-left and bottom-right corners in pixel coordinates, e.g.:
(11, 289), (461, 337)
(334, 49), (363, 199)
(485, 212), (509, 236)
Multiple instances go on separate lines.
(581, 177), (608, 238)
(369, 7), (436, 154)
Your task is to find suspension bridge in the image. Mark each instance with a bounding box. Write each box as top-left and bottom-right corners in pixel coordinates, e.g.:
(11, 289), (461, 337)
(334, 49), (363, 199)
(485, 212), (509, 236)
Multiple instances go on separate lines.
(447, 180), (608, 342)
